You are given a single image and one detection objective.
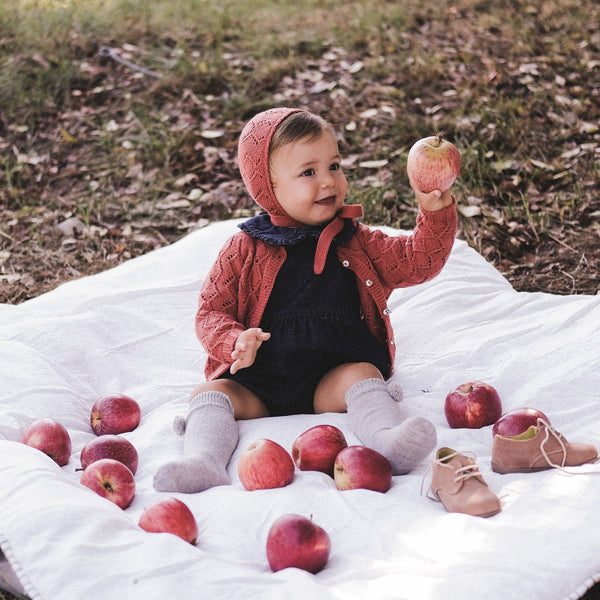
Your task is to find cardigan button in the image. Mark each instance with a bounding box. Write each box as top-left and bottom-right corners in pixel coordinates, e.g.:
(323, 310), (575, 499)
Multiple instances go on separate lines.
(383, 308), (391, 316)
(390, 338), (395, 345)
(342, 260), (350, 267)
(365, 279), (373, 287)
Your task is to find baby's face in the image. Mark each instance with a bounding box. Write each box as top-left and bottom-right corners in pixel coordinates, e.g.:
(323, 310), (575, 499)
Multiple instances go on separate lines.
(269, 131), (348, 227)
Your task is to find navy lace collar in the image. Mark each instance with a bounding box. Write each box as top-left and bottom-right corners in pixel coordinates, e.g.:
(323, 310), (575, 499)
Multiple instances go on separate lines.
(239, 214), (357, 246)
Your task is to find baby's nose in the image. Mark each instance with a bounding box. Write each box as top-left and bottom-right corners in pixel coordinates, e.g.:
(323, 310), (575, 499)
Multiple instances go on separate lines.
(320, 171), (336, 188)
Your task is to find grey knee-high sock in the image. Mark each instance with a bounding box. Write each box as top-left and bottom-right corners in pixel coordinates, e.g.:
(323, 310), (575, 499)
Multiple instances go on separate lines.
(346, 378), (436, 475)
(153, 391), (238, 493)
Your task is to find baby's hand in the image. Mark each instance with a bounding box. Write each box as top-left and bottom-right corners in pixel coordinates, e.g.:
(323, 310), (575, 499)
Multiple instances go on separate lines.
(409, 173), (454, 212)
(230, 328), (271, 374)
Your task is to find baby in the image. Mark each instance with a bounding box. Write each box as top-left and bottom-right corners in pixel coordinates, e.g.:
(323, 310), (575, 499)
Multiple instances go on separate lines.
(154, 107), (457, 493)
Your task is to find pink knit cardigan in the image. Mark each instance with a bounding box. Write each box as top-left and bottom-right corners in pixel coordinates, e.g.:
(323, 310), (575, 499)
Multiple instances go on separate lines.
(196, 201), (457, 380)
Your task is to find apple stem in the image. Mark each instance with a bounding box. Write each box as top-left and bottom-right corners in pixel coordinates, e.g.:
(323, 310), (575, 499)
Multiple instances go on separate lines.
(435, 132), (445, 146)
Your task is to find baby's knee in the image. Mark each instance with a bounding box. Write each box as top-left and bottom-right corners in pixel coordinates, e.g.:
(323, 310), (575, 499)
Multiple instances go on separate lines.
(190, 381), (222, 400)
(189, 380), (268, 420)
(337, 362), (384, 389)
(352, 361), (383, 378)
(314, 362), (384, 414)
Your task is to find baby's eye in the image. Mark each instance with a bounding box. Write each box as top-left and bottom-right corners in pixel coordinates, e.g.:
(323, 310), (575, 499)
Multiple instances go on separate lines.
(330, 162), (341, 171)
(300, 168), (316, 177)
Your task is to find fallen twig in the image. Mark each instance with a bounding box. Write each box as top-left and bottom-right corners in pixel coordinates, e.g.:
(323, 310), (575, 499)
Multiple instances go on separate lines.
(98, 46), (164, 79)
(0, 228), (17, 243)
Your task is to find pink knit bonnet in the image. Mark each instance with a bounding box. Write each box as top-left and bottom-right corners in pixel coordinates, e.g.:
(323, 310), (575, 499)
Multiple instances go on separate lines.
(237, 107), (363, 274)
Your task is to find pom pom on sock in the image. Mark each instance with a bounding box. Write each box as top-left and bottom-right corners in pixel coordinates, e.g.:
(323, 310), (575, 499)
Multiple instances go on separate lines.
(173, 415), (187, 436)
(153, 391), (238, 493)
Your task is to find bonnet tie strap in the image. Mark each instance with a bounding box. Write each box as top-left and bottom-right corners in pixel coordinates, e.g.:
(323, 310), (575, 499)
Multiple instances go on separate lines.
(271, 204), (363, 275)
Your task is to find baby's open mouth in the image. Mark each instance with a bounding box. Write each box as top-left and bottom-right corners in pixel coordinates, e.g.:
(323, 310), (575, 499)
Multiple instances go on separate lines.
(315, 196), (336, 206)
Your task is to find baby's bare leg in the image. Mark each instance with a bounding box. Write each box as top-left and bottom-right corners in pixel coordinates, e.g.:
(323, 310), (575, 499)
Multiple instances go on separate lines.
(314, 362), (383, 413)
(153, 380), (268, 493)
(204, 379), (270, 420)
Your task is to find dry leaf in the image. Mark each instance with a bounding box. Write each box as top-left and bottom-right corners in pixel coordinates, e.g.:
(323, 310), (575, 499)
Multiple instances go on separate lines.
(359, 108), (379, 119)
(175, 173), (198, 187)
(200, 130), (224, 139)
(359, 159), (389, 169)
(458, 205), (482, 218)
(60, 129), (79, 144)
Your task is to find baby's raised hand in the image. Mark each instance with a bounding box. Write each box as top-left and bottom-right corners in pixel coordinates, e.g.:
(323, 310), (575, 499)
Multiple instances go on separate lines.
(409, 173), (454, 212)
(230, 327), (271, 374)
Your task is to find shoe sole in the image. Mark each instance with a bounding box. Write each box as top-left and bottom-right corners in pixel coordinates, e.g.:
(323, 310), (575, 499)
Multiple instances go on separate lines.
(440, 505), (502, 518)
(491, 461), (552, 474)
(491, 457), (599, 474)
(478, 508), (502, 518)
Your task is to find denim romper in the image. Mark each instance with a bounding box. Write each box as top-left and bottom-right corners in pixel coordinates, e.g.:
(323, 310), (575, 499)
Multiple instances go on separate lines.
(221, 215), (391, 416)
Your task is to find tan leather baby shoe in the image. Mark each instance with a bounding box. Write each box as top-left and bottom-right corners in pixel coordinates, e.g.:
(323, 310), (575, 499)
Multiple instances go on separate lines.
(491, 419), (599, 474)
(428, 448), (501, 518)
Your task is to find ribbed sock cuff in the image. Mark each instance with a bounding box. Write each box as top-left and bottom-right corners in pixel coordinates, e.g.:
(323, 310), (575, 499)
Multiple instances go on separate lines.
(344, 377), (387, 406)
(189, 390), (234, 414)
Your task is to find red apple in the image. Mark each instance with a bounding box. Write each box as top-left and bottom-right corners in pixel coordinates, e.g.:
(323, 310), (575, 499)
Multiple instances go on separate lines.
(406, 133), (461, 193)
(80, 458), (135, 509)
(90, 394), (141, 435)
(80, 434), (139, 474)
(237, 438), (295, 491)
(266, 514), (331, 574)
(492, 407), (550, 438)
(333, 445), (392, 493)
(445, 381), (502, 429)
(138, 497), (198, 545)
(21, 418), (72, 467)
(291, 425), (348, 477)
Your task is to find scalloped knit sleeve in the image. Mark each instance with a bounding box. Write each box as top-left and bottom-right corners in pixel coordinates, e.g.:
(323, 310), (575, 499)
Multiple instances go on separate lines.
(359, 199), (457, 290)
(195, 234), (248, 368)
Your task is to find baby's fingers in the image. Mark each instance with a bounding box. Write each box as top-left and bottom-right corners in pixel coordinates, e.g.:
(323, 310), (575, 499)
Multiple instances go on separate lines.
(245, 327), (269, 341)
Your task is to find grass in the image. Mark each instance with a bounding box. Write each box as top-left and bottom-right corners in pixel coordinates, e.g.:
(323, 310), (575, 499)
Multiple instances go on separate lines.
(0, 0), (599, 303)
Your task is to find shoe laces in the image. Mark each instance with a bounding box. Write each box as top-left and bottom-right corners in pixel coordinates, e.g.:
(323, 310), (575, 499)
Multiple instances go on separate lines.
(538, 418), (567, 469)
(537, 418), (600, 475)
(421, 450), (482, 501)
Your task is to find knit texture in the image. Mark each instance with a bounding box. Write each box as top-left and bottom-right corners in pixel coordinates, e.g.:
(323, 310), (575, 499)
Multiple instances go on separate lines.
(153, 391), (238, 493)
(196, 202), (457, 381)
(239, 213), (357, 246)
(345, 378), (437, 474)
(238, 107), (300, 219)
(237, 107), (363, 274)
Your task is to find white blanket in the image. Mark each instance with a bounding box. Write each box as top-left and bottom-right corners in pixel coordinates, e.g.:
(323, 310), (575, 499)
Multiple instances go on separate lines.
(1, 219), (599, 600)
